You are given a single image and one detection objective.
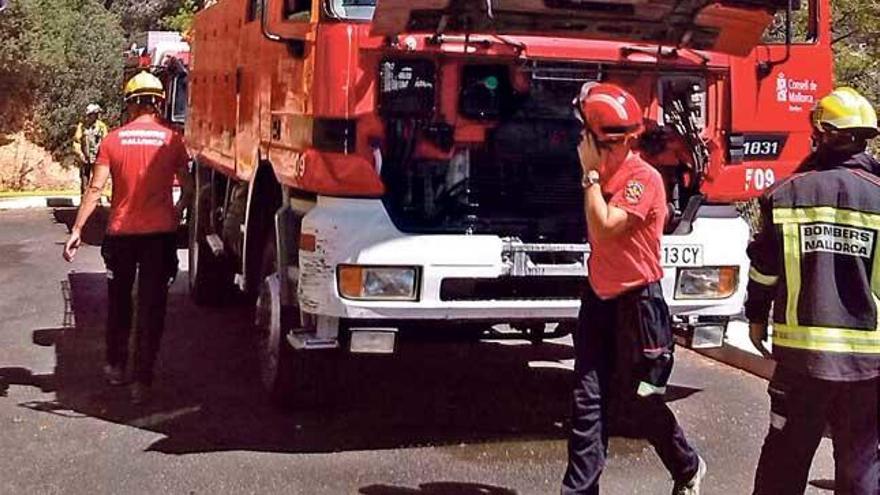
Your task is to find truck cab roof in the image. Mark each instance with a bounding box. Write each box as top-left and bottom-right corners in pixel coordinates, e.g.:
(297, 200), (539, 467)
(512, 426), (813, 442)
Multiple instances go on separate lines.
(370, 0), (786, 56)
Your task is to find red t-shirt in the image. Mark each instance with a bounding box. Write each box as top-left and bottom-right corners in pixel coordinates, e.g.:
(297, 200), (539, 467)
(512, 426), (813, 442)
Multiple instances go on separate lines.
(588, 152), (666, 299)
(96, 115), (189, 235)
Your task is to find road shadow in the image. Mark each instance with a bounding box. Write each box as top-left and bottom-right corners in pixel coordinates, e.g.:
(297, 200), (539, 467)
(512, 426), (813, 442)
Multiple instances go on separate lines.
(360, 482), (517, 494)
(0, 366), (56, 397)
(51, 206), (108, 244)
(13, 270), (577, 455)
(9, 269), (705, 457)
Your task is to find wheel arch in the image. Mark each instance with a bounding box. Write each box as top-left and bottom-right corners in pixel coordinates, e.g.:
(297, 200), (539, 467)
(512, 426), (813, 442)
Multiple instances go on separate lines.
(242, 158), (284, 296)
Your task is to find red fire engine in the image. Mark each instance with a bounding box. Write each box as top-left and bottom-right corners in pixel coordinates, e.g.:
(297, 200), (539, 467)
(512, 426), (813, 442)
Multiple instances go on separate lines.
(124, 31), (191, 130)
(183, 0), (832, 407)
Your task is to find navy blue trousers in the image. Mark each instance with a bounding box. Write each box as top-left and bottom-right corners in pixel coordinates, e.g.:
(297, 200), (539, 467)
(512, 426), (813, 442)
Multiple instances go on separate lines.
(561, 282), (699, 494)
(752, 366), (879, 495)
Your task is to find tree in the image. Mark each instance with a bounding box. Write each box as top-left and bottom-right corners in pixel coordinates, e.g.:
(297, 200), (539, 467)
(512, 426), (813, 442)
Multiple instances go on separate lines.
(0, 0), (124, 155)
(831, 0), (880, 105)
(110, 0), (184, 39)
(160, 0), (197, 34)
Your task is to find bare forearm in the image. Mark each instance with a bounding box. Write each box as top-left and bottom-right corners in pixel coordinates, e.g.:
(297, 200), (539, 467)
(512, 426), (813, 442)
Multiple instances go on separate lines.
(72, 187), (102, 233)
(584, 183), (632, 240)
(584, 184), (609, 228)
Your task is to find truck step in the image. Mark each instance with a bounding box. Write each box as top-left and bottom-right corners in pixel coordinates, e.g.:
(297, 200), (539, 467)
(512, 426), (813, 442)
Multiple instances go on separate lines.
(205, 234), (224, 256)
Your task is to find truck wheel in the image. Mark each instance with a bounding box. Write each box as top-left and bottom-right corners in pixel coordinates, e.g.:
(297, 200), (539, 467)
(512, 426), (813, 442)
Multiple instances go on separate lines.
(188, 183), (233, 305)
(254, 239), (326, 409)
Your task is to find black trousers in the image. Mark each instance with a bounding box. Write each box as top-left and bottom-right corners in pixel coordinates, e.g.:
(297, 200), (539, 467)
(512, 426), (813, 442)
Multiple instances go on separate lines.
(753, 366), (879, 495)
(101, 233), (178, 386)
(562, 282), (699, 494)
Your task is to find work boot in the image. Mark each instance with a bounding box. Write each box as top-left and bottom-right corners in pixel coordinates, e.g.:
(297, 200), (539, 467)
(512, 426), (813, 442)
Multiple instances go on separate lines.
(672, 456), (707, 495)
(102, 364), (126, 386)
(130, 382), (152, 405)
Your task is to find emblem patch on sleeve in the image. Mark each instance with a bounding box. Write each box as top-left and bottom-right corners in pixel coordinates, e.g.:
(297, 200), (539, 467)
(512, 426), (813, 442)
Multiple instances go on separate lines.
(624, 180), (645, 204)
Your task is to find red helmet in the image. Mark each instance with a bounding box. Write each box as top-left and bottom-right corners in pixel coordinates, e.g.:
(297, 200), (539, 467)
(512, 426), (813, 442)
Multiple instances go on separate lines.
(573, 82), (644, 142)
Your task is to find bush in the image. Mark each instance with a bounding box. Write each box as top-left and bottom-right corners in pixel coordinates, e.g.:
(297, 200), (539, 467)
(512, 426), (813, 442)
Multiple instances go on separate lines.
(0, 0), (124, 157)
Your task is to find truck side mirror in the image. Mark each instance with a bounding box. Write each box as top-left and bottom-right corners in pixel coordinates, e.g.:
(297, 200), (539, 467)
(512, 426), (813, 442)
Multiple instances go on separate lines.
(757, 0), (797, 79)
(168, 74), (188, 125)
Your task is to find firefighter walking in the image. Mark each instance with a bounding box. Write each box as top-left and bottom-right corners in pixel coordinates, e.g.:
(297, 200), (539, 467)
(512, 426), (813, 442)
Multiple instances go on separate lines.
(63, 71), (193, 404)
(747, 87), (880, 494)
(561, 83), (705, 495)
(72, 103), (109, 195)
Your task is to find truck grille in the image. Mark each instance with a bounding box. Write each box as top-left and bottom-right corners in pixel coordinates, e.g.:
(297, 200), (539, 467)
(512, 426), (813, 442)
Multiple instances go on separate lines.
(440, 276), (584, 301)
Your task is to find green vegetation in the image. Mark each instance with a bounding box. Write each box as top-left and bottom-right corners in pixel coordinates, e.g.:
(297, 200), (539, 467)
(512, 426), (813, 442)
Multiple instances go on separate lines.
(832, 1), (880, 105)
(0, 0), (124, 154)
(160, 0), (197, 34)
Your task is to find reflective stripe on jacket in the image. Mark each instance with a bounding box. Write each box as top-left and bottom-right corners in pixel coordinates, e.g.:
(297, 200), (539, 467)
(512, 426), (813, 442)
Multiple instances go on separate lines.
(744, 152), (880, 381)
(73, 120), (109, 164)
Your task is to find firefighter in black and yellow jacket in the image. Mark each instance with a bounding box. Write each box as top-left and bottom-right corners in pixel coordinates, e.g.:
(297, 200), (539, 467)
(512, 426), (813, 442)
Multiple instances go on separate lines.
(747, 87), (880, 495)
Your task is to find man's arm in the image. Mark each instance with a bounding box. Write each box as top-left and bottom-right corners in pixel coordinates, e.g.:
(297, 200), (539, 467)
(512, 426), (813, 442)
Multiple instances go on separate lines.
(583, 184), (635, 240)
(63, 163), (110, 261)
(171, 136), (194, 220)
(744, 195), (780, 357)
(174, 164), (194, 220)
(72, 124), (86, 163)
(579, 132), (636, 240)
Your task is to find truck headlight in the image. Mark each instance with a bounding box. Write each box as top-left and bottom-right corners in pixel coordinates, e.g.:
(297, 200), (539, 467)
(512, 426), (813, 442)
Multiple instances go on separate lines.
(674, 266), (738, 300)
(338, 265), (419, 301)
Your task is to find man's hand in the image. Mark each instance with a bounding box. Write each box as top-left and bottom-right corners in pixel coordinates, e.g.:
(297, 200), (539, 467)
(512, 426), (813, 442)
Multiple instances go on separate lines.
(174, 202), (187, 222)
(63, 230), (82, 262)
(749, 322), (772, 358)
(578, 131), (602, 173)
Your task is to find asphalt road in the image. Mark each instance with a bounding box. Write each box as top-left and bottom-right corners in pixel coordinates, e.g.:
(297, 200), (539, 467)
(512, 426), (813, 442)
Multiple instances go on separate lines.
(0, 207), (835, 494)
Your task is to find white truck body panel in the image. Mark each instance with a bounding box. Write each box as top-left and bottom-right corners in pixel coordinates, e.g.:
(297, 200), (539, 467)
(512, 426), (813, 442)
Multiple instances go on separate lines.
(297, 197), (749, 321)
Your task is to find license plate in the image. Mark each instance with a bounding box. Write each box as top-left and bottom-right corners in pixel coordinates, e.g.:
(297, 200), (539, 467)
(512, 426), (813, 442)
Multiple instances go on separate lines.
(662, 244), (703, 267)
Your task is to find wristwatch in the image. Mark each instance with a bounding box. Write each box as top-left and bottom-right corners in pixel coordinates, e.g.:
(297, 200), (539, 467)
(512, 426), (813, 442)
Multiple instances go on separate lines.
(581, 170), (601, 188)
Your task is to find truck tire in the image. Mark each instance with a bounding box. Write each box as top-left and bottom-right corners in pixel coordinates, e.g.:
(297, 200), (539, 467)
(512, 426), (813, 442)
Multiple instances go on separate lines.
(254, 237), (329, 410)
(188, 183), (234, 305)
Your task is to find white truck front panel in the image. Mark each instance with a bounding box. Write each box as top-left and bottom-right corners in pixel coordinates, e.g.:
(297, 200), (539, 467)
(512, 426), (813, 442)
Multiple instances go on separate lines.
(297, 197), (749, 321)
(660, 214), (751, 316)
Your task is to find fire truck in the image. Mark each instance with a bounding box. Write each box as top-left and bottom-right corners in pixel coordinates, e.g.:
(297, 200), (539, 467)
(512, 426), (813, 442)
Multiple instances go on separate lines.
(183, 0), (832, 406)
(124, 31), (191, 130)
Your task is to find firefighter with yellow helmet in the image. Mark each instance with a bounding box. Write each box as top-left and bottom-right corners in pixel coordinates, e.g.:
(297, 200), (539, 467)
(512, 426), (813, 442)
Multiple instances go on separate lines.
(72, 103), (109, 195)
(748, 87), (880, 494)
(63, 70), (194, 404)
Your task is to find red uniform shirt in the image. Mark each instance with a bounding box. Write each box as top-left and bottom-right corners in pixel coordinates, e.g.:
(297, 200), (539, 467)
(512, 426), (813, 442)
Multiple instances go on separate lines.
(96, 115), (189, 235)
(588, 152), (666, 299)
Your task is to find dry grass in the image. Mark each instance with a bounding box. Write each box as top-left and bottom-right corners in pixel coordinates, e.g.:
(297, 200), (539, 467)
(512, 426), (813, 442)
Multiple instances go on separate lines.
(0, 132), (77, 192)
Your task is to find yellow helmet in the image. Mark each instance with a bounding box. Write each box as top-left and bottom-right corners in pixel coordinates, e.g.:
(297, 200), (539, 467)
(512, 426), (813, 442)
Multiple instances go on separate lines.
(811, 87), (879, 137)
(124, 70), (165, 101)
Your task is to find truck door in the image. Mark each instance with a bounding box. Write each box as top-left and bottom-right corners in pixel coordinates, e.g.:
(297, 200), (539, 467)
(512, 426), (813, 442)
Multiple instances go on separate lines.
(722, 0), (833, 200)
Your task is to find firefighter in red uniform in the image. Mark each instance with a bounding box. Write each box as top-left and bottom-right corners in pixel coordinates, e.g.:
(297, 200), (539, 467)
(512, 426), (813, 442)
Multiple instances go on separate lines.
(561, 83), (706, 495)
(748, 87), (880, 494)
(62, 71), (194, 404)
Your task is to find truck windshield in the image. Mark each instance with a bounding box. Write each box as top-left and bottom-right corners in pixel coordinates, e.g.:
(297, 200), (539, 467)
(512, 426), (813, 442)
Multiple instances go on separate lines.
(326, 0), (375, 20)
